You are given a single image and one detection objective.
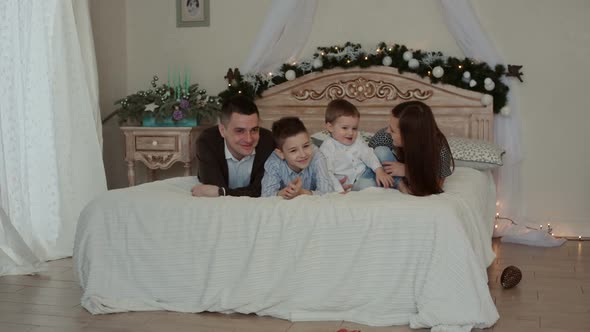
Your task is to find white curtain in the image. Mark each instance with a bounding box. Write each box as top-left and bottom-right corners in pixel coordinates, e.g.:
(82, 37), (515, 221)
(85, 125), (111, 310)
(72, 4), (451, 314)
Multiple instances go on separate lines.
(241, 0), (317, 74)
(438, 0), (524, 222)
(0, 0), (107, 266)
(72, 0), (103, 148)
(1, 207), (45, 276)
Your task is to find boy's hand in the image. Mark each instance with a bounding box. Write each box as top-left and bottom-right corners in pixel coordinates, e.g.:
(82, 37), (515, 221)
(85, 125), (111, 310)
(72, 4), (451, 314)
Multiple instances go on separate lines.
(338, 176), (352, 193)
(299, 188), (313, 196)
(279, 177), (303, 200)
(375, 168), (394, 188)
(382, 161), (405, 177)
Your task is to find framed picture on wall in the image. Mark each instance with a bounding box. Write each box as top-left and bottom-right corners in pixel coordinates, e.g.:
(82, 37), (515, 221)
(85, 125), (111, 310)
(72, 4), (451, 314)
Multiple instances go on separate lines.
(177, 0), (209, 27)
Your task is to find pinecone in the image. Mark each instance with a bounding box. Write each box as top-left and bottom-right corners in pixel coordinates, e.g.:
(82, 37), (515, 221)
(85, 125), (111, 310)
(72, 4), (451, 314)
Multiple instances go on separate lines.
(500, 265), (522, 289)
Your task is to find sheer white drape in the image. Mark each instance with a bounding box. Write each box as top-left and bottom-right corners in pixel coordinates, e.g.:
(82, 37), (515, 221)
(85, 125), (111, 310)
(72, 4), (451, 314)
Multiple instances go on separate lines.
(0, 0), (107, 267)
(0, 207), (45, 276)
(438, 0), (524, 222)
(241, 0), (317, 74)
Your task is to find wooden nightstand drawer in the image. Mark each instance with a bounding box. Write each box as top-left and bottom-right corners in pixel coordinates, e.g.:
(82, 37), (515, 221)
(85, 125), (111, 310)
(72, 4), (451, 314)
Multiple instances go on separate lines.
(122, 126), (204, 186)
(136, 136), (177, 151)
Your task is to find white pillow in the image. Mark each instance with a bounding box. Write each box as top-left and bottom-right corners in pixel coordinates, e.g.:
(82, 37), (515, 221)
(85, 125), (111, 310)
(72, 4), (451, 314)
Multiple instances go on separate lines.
(311, 130), (374, 147)
(312, 132), (505, 171)
(448, 137), (505, 171)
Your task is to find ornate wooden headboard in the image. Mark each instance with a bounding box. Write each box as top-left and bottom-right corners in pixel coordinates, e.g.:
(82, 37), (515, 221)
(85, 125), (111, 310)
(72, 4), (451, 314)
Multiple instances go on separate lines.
(255, 67), (493, 142)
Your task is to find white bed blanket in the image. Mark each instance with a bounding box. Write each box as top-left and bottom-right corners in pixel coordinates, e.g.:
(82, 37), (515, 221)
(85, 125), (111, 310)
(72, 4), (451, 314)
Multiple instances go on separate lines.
(74, 167), (498, 331)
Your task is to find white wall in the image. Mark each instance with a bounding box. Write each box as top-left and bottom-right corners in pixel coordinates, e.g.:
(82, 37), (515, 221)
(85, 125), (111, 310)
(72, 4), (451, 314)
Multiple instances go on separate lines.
(92, 0), (590, 236)
(90, 0), (128, 189)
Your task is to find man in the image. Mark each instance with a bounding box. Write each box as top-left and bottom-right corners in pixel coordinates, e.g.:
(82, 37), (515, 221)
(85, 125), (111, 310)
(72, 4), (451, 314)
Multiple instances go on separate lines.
(191, 95), (274, 197)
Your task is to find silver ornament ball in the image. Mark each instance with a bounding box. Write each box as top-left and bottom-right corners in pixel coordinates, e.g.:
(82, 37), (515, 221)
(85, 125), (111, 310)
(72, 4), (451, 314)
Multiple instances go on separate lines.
(382, 56), (393, 66)
(313, 58), (323, 69)
(402, 51), (413, 62)
(408, 58), (419, 69)
(285, 70), (297, 81)
(432, 66), (444, 78)
(481, 94), (493, 106)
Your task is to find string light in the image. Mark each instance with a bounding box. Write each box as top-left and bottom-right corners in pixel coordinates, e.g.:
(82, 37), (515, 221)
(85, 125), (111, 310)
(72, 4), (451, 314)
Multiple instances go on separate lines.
(320, 52), (325, 56)
(292, 62), (297, 65)
(458, 65), (463, 69)
(364, 56), (368, 60)
(496, 213), (585, 241)
(347, 59), (351, 63)
(388, 47), (392, 51)
(268, 72), (273, 76)
(227, 83), (231, 87)
(428, 71), (431, 76)
(238, 90), (242, 94)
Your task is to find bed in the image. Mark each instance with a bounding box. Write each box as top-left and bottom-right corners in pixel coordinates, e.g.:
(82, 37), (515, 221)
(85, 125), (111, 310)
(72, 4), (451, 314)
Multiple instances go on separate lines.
(74, 67), (499, 331)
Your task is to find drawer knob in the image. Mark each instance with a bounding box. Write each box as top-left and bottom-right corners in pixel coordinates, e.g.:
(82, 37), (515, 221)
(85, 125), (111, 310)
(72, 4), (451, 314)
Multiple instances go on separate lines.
(152, 141), (158, 146)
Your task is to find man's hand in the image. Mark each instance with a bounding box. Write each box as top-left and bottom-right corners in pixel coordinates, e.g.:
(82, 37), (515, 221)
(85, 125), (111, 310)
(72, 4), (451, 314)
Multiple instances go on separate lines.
(375, 167), (394, 188)
(278, 177), (303, 200)
(191, 184), (220, 197)
(382, 161), (405, 177)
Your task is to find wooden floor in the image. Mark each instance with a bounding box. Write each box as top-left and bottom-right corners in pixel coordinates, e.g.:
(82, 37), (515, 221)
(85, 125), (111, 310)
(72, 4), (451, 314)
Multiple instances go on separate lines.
(0, 239), (589, 332)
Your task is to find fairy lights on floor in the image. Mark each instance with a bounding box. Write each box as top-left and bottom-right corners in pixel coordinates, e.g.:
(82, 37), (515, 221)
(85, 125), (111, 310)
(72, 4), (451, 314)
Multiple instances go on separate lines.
(495, 201), (586, 241)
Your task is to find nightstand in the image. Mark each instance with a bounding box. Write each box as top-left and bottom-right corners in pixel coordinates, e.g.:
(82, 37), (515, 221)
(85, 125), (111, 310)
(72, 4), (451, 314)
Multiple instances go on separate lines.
(121, 126), (204, 186)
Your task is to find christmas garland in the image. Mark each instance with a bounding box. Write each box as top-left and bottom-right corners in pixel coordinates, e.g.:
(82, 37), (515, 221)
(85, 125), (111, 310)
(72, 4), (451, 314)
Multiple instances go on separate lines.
(109, 75), (221, 125)
(219, 42), (522, 114)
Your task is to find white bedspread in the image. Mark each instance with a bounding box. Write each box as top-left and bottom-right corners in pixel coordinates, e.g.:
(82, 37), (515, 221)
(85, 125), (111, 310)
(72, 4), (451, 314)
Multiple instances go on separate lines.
(74, 167), (498, 331)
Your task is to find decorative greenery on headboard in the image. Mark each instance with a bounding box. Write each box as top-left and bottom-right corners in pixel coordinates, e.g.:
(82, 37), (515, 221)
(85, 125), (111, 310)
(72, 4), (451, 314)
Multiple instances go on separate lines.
(219, 42), (523, 114)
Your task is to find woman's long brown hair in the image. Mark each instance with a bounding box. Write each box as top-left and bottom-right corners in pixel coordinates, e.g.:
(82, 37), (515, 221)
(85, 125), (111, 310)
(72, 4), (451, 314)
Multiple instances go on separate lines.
(392, 101), (453, 196)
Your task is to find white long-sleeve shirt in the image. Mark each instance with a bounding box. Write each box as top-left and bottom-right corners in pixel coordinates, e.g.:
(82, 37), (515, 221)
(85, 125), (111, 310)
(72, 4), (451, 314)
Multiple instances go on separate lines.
(319, 136), (382, 192)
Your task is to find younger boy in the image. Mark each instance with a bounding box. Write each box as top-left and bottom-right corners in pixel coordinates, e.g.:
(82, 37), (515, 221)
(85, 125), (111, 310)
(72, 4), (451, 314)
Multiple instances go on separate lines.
(320, 99), (393, 192)
(261, 117), (338, 199)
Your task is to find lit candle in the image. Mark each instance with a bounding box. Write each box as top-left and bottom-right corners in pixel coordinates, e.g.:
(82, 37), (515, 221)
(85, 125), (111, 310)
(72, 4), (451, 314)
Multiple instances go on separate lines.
(184, 67), (188, 94)
(176, 69), (181, 99)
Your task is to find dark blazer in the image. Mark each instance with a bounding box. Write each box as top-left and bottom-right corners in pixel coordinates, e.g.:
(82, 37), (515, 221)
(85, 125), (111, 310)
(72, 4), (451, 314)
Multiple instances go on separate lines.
(196, 126), (274, 197)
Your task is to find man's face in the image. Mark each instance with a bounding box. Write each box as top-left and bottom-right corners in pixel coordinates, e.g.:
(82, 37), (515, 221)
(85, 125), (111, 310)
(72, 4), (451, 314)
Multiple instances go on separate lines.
(219, 113), (260, 160)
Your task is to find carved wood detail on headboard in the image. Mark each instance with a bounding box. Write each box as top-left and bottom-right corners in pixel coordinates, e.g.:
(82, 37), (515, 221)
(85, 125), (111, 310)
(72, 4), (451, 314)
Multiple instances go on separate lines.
(292, 77), (434, 102)
(255, 67), (493, 142)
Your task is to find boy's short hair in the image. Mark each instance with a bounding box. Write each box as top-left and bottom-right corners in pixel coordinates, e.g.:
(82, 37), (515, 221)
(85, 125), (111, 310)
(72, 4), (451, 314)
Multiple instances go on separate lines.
(220, 95), (259, 125)
(325, 99), (360, 123)
(271, 117), (308, 149)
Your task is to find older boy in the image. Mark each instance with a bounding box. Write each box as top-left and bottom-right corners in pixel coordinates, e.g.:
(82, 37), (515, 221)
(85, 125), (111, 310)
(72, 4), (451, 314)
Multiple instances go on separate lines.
(261, 117), (338, 199)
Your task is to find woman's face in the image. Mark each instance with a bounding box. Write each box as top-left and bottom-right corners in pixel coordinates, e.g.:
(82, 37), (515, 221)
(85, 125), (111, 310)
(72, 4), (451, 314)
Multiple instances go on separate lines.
(388, 116), (403, 147)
